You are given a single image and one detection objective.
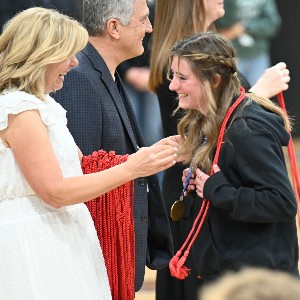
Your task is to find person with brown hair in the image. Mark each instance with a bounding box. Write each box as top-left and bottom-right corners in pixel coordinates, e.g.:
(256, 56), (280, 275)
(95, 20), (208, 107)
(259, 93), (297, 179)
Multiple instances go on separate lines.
(149, 1), (291, 299)
(173, 30), (297, 295)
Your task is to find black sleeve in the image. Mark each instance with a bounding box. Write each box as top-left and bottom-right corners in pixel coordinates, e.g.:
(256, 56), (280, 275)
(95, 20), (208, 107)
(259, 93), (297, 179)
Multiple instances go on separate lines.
(203, 119), (297, 223)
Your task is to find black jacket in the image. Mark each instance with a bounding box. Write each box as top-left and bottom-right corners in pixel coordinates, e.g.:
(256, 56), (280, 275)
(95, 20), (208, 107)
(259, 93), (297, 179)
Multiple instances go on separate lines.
(193, 96), (298, 281)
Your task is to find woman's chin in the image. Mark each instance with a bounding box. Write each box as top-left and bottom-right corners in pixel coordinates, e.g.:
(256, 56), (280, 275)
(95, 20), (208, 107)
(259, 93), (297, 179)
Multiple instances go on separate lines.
(178, 100), (191, 110)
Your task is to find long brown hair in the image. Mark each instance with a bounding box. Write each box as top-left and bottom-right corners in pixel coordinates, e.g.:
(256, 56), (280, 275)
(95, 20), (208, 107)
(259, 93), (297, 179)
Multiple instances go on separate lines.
(169, 32), (290, 172)
(149, 0), (208, 92)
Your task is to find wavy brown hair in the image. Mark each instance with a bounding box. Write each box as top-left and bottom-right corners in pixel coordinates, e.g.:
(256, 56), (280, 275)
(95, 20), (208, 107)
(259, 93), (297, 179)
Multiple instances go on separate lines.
(0, 7), (88, 101)
(169, 32), (291, 172)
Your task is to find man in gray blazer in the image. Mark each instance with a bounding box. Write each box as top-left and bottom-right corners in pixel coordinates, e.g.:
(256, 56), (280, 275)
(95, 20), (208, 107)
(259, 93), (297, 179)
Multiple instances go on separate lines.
(54, 0), (173, 293)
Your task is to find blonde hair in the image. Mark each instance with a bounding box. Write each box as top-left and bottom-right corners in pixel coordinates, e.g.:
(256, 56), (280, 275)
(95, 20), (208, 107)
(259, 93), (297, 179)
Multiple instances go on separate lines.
(169, 32), (291, 172)
(149, 0), (209, 92)
(201, 268), (300, 300)
(0, 7), (88, 101)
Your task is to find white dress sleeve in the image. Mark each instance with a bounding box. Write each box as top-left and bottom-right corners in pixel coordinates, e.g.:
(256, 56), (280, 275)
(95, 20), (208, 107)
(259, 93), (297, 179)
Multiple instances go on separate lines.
(0, 90), (67, 131)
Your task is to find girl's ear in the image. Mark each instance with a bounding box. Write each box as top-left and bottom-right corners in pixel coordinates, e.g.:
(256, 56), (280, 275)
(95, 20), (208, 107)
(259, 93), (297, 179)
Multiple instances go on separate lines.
(213, 74), (221, 88)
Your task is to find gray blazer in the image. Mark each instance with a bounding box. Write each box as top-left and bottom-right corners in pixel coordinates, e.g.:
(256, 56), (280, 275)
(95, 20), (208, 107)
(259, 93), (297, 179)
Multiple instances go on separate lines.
(54, 43), (173, 291)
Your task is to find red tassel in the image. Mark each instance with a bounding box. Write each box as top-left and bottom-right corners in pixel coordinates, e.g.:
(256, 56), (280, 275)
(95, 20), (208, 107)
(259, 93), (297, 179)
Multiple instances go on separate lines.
(169, 250), (180, 276)
(169, 250), (191, 279)
(82, 150), (135, 300)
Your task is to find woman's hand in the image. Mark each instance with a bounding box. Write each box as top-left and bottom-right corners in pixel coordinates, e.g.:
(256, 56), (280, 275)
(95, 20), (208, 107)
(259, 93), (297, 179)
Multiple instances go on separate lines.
(194, 169), (210, 198)
(153, 135), (181, 147)
(249, 62), (290, 98)
(195, 165), (220, 198)
(126, 144), (177, 178)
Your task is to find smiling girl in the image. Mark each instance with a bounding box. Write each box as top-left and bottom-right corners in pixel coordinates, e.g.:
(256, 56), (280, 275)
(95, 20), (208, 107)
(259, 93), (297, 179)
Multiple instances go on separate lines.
(171, 31), (298, 291)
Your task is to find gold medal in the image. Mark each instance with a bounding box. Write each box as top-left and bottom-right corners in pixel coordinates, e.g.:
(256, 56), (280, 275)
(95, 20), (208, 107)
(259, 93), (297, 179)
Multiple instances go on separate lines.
(171, 196), (185, 221)
(171, 161), (197, 222)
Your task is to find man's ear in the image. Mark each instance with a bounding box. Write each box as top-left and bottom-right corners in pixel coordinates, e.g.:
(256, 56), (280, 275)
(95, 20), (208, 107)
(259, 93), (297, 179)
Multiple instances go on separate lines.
(106, 19), (120, 39)
(213, 74), (221, 88)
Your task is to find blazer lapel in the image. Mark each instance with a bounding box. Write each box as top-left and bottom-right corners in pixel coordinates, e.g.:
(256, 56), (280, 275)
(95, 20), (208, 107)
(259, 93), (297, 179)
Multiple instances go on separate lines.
(83, 44), (139, 150)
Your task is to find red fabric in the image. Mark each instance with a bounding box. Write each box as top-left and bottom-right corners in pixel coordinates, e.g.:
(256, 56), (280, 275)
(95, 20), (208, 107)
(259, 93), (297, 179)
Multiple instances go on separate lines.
(277, 92), (300, 227)
(82, 150), (135, 300)
(169, 87), (246, 279)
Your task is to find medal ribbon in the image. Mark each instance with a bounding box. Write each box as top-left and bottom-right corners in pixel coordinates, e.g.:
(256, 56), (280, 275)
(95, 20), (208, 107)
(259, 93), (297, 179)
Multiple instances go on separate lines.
(170, 167), (193, 221)
(171, 136), (208, 221)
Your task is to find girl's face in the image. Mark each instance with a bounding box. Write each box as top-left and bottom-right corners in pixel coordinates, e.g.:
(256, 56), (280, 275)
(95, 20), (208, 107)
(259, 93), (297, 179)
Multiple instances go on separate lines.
(169, 56), (208, 114)
(203, 0), (225, 30)
(44, 55), (78, 93)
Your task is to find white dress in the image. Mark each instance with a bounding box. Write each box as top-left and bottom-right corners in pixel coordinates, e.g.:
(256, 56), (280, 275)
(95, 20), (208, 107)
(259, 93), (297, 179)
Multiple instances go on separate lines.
(0, 91), (112, 300)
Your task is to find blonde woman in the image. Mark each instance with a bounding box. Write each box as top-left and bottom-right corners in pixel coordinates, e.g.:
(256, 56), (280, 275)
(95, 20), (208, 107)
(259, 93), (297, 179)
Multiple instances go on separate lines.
(0, 7), (177, 299)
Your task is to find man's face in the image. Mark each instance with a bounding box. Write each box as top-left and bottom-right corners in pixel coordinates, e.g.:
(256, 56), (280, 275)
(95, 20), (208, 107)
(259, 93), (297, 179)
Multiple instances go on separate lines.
(119, 0), (152, 60)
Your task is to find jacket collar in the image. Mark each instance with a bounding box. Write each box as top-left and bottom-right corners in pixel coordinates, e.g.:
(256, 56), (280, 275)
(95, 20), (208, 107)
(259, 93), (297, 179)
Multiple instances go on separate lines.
(82, 43), (140, 150)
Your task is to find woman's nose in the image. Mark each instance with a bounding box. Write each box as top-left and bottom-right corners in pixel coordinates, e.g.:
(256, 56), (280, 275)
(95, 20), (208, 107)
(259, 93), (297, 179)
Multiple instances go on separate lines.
(169, 77), (179, 91)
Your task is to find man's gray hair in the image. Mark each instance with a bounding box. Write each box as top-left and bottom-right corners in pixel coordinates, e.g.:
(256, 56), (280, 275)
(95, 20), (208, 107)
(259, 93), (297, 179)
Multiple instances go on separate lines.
(83, 0), (154, 36)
